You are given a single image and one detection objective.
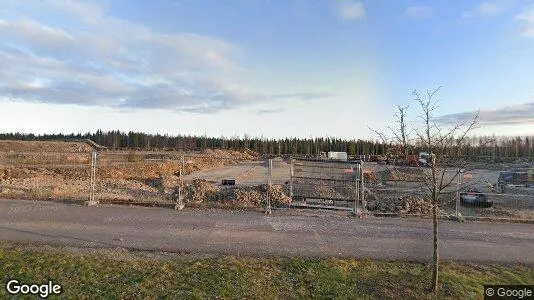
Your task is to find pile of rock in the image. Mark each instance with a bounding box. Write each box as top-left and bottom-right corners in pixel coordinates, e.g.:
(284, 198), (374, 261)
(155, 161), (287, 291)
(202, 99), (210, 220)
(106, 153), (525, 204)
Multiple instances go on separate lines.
(259, 184), (292, 205)
(182, 179), (220, 203)
(383, 168), (424, 182)
(179, 179), (291, 207)
(365, 194), (443, 215)
(363, 171), (381, 184)
(312, 185), (343, 199)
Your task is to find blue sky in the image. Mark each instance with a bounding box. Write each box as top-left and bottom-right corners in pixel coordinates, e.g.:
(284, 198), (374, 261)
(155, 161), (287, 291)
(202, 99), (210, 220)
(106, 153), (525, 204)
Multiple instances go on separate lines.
(0, 0), (533, 138)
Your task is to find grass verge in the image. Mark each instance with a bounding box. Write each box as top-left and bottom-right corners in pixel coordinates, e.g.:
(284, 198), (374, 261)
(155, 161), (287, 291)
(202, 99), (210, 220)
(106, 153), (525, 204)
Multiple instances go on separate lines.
(0, 244), (532, 299)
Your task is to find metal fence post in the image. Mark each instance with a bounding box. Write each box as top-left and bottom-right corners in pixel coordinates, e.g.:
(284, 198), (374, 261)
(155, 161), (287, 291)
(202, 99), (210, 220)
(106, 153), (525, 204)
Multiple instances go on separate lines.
(455, 169), (462, 218)
(266, 158), (272, 214)
(353, 163), (360, 215)
(360, 161), (365, 210)
(175, 155), (185, 210)
(289, 158), (294, 200)
(85, 151), (98, 206)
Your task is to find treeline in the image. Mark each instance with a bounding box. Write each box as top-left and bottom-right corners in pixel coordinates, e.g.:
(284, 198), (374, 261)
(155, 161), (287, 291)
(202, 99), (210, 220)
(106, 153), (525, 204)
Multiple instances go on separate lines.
(0, 130), (387, 156)
(0, 130), (533, 158)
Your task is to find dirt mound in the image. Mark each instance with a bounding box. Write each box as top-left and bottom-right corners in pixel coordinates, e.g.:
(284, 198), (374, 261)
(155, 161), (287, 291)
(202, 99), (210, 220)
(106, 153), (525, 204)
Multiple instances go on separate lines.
(0, 141), (93, 152)
(182, 179), (220, 203)
(0, 167), (56, 181)
(382, 167), (424, 182)
(266, 184), (292, 205)
(363, 171), (381, 183)
(1, 149), (256, 181)
(365, 194), (443, 215)
(0, 149), (261, 206)
(99, 161), (182, 180)
(312, 185), (343, 199)
(200, 149), (257, 160)
(0, 152), (91, 166)
(180, 179), (290, 207)
(181, 150), (258, 175)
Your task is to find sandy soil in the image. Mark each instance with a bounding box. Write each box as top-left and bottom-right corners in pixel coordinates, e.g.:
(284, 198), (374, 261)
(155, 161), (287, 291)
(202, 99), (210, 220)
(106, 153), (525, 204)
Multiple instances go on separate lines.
(0, 140), (93, 152)
(0, 141), (532, 219)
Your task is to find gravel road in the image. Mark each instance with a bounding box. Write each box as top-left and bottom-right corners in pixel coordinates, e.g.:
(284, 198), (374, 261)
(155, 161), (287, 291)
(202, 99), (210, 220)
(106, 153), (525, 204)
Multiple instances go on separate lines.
(0, 199), (532, 264)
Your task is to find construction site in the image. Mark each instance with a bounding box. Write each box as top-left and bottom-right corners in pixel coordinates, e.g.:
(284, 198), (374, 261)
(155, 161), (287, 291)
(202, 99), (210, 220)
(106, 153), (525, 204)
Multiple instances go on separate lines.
(0, 140), (532, 221)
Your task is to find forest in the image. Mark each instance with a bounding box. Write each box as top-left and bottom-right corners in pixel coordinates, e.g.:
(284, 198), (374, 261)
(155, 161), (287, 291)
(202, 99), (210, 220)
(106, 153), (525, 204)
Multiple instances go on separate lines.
(0, 130), (533, 158)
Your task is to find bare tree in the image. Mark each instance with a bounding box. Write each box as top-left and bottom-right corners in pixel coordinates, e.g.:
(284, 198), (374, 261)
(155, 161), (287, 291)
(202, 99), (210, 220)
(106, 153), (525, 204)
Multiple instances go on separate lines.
(368, 104), (411, 160)
(370, 87), (479, 294)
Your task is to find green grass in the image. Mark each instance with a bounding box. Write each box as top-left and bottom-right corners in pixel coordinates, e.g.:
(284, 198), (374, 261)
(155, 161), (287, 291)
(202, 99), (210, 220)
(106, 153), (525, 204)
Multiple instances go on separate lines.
(0, 245), (532, 299)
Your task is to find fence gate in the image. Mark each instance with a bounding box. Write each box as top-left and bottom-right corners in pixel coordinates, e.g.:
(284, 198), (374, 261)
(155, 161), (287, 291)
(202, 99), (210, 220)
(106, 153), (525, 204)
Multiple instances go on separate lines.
(289, 158), (363, 212)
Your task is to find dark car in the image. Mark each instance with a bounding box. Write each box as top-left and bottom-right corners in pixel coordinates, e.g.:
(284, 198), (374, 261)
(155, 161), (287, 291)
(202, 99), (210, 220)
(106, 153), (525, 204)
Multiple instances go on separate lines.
(460, 188), (492, 207)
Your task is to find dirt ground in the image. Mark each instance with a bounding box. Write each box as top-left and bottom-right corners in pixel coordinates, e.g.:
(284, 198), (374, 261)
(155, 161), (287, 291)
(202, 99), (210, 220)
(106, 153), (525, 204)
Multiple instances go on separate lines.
(0, 145), (273, 208)
(0, 140), (93, 152)
(0, 141), (533, 220)
(365, 164), (534, 219)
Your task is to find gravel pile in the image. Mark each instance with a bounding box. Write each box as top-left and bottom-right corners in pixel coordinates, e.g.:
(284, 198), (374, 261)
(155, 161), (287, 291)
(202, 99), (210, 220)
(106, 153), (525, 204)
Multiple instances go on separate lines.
(180, 179), (290, 207)
(363, 171), (381, 183)
(382, 167), (424, 182)
(365, 194), (443, 215)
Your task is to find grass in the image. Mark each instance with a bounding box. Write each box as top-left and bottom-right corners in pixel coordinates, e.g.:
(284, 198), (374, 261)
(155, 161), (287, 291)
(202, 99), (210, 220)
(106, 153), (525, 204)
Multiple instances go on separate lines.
(0, 245), (532, 299)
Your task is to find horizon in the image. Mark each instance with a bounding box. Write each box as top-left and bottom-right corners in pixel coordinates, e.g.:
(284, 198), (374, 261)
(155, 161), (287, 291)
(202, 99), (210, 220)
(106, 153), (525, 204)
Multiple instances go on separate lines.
(1, 0), (534, 138)
(1, 129), (533, 143)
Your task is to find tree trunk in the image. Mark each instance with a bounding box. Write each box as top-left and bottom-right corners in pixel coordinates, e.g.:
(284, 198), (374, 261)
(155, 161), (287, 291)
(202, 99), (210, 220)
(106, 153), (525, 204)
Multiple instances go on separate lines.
(432, 189), (439, 293)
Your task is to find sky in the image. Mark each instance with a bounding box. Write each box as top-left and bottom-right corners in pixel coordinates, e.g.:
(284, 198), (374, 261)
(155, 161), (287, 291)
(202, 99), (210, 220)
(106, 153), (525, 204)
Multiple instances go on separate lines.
(0, 0), (533, 139)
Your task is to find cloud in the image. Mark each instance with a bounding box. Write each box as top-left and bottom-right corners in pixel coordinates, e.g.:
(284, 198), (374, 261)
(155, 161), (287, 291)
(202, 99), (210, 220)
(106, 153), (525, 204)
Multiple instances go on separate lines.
(256, 108), (285, 115)
(516, 6), (534, 38)
(336, 1), (366, 21)
(435, 102), (534, 126)
(462, 2), (502, 18)
(269, 92), (335, 100)
(403, 5), (433, 20)
(0, 0), (322, 114)
(43, 0), (105, 23)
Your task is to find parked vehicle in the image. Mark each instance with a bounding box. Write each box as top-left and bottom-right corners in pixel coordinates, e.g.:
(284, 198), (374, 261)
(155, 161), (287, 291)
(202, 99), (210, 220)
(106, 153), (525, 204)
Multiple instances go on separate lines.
(498, 168), (534, 186)
(497, 168), (534, 193)
(327, 152), (348, 161)
(405, 152), (434, 167)
(460, 188), (492, 207)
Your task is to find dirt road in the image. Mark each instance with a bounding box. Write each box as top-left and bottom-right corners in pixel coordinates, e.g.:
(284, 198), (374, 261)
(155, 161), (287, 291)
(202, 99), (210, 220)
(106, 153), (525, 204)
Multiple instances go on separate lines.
(0, 199), (532, 263)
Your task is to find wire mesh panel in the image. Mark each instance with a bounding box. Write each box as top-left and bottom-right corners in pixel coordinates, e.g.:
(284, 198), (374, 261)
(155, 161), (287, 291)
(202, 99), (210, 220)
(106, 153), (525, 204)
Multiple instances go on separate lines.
(94, 151), (183, 207)
(290, 158), (362, 211)
(0, 151), (92, 202)
(361, 164), (452, 217)
(456, 168), (534, 220)
(179, 153), (270, 210)
(92, 149), (271, 210)
(265, 157), (292, 211)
